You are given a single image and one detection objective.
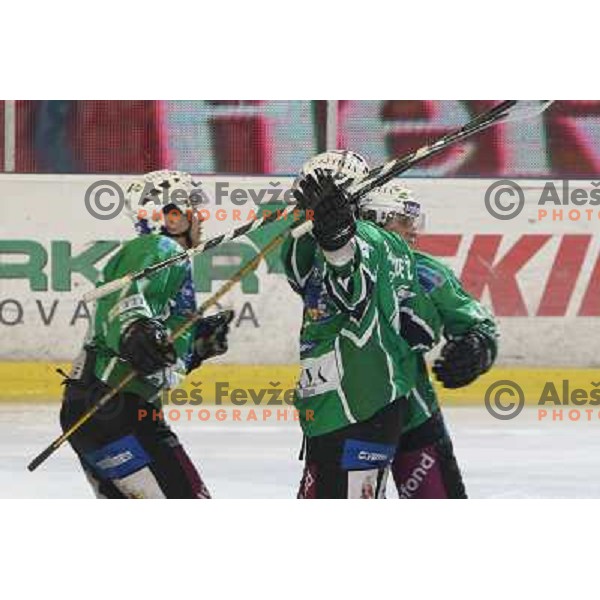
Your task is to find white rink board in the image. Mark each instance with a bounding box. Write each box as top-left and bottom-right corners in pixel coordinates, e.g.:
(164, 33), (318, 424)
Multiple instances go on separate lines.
(0, 174), (598, 366)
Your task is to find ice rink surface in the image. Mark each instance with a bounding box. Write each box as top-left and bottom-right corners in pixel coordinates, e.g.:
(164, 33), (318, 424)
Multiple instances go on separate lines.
(2, 403), (599, 498)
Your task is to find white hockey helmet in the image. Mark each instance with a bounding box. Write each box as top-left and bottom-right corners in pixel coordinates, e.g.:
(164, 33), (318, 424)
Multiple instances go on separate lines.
(124, 170), (205, 234)
(295, 150), (369, 188)
(358, 182), (424, 229)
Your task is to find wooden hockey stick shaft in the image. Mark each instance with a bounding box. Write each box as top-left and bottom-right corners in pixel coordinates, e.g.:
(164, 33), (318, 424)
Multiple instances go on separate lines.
(27, 231), (287, 472)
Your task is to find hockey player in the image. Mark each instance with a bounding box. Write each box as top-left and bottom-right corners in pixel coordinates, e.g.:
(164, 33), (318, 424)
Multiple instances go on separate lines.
(358, 183), (498, 498)
(284, 151), (441, 499)
(59, 170), (232, 499)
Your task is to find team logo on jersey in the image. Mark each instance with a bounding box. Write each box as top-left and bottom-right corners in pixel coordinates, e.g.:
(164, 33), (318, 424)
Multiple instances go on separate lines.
(171, 263), (197, 316)
(299, 340), (318, 357)
(416, 263), (445, 293)
(297, 351), (340, 398)
(304, 267), (333, 323)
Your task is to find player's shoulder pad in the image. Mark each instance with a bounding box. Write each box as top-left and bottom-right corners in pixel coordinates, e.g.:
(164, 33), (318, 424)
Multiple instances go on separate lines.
(355, 219), (382, 242)
(352, 220), (382, 259)
(109, 234), (185, 281)
(356, 220), (379, 240)
(356, 220), (410, 253)
(121, 233), (182, 258)
(414, 250), (450, 293)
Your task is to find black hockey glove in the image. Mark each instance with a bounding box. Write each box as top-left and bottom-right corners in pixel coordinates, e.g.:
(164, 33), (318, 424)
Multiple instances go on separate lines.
(293, 169), (356, 251)
(432, 329), (495, 389)
(188, 310), (234, 372)
(119, 318), (176, 375)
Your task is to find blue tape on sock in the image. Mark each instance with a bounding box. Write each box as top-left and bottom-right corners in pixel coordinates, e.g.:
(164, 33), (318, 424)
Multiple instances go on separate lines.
(85, 435), (151, 480)
(341, 439), (396, 470)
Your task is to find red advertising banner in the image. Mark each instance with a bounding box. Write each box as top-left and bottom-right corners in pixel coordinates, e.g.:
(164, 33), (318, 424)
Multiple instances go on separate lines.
(6, 100), (600, 177)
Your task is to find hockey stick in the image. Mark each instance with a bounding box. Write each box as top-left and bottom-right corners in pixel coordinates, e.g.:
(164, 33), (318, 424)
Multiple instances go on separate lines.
(84, 100), (553, 302)
(27, 231), (287, 472)
(82, 208), (300, 303)
(291, 100), (554, 238)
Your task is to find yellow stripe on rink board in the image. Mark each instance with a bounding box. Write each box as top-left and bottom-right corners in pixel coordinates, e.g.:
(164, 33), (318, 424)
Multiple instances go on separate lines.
(0, 363), (301, 403)
(434, 368), (600, 405)
(0, 362), (598, 406)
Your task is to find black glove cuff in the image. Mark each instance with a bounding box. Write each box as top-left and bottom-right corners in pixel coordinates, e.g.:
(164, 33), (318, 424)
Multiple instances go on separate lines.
(313, 219), (356, 252)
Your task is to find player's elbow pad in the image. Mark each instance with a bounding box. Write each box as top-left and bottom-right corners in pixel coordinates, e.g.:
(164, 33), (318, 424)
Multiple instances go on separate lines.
(399, 306), (438, 352)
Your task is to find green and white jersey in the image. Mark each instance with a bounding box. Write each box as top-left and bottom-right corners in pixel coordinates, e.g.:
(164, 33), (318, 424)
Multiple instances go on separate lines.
(282, 221), (441, 437)
(402, 250), (499, 433)
(72, 234), (197, 400)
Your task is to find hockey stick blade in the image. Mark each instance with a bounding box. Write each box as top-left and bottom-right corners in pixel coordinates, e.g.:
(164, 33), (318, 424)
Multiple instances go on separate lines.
(348, 101), (553, 200)
(292, 100), (554, 239)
